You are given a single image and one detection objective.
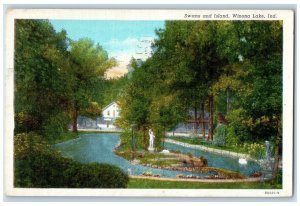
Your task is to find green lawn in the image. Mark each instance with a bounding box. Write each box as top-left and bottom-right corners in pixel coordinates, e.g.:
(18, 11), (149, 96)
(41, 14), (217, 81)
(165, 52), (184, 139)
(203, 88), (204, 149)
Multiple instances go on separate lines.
(127, 178), (282, 189)
(49, 130), (111, 144)
(166, 136), (246, 154)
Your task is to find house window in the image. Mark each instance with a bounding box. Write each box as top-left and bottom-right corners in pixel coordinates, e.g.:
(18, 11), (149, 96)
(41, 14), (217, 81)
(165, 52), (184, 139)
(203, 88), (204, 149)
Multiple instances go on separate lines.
(107, 111), (110, 116)
(113, 110), (115, 117)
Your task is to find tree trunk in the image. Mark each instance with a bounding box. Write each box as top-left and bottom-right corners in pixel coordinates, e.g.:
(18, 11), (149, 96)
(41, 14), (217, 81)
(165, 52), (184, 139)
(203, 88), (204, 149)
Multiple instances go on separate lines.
(272, 117), (282, 184)
(143, 126), (147, 149)
(272, 142), (280, 182)
(201, 102), (205, 139)
(72, 109), (78, 132)
(163, 126), (166, 148)
(208, 95), (214, 141)
(226, 88), (230, 115)
(194, 106), (198, 135)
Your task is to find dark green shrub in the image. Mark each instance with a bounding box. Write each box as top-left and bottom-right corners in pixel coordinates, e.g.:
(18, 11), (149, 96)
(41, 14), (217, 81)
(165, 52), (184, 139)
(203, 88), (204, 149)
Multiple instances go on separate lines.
(14, 133), (129, 188)
(71, 163), (129, 188)
(42, 112), (70, 142)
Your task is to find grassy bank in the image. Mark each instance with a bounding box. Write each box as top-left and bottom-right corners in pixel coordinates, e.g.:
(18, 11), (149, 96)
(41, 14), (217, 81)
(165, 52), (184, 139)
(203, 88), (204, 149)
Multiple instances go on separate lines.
(49, 130), (107, 144)
(166, 136), (247, 154)
(127, 178), (282, 189)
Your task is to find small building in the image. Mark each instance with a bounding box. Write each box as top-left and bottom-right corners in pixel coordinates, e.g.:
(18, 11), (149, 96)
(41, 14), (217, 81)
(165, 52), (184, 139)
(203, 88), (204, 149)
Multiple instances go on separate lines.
(168, 109), (209, 137)
(100, 102), (120, 129)
(77, 101), (121, 130)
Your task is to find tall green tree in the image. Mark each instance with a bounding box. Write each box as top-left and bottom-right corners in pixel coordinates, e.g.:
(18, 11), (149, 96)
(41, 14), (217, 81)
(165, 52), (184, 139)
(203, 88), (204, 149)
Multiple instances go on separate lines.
(65, 38), (116, 132)
(236, 21), (283, 180)
(153, 21), (231, 140)
(15, 19), (69, 138)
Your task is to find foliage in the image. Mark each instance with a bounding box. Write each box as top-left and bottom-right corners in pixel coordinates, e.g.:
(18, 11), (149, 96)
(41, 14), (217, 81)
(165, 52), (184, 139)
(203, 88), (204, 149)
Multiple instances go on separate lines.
(128, 178), (282, 189)
(14, 133), (129, 188)
(100, 76), (129, 106)
(14, 132), (48, 159)
(239, 142), (266, 160)
(213, 124), (226, 146)
(42, 112), (70, 141)
(65, 38), (117, 131)
(119, 20), (282, 150)
(14, 19), (283, 181)
(15, 20), (69, 136)
(225, 108), (249, 144)
(79, 101), (102, 120)
(118, 128), (135, 152)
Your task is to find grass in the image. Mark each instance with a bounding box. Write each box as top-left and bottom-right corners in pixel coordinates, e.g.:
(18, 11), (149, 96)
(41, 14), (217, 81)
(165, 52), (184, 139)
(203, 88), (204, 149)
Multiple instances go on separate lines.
(167, 136), (247, 154)
(127, 178), (282, 189)
(49, 130), (115, 144)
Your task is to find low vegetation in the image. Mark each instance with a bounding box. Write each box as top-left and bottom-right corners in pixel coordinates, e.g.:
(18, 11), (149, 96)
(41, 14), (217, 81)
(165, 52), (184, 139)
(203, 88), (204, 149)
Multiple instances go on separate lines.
(128, 178), (282, 189)
(14, 133), (129, 188)
(115, 149), (244, 179)
(167, 136), (266, 159)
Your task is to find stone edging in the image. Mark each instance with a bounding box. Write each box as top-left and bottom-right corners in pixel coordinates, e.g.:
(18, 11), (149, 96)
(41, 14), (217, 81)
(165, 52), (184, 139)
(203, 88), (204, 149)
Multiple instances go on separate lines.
(164, 138), (252, 160)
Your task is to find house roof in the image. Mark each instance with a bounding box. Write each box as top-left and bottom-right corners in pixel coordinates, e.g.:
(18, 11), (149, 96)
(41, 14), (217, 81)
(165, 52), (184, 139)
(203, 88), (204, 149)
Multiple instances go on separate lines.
(102, 101), (118, 111)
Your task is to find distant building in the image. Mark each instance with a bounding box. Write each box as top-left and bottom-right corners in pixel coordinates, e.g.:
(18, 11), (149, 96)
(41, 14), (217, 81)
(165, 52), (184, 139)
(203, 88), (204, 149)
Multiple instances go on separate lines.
(77, 101), (121, 130)
(169, 109), (209, 137)
(101, 101), (120, 128)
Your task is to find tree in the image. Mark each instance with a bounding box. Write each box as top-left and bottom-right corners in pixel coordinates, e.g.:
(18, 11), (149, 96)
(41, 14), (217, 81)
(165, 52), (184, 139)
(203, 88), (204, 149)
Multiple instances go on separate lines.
(65, 38), (116, 132)
(236, 21), (283, 180)
(15, 19), (69, 138)
(153, 21), (231, 140)
(213, 21), (282, 180)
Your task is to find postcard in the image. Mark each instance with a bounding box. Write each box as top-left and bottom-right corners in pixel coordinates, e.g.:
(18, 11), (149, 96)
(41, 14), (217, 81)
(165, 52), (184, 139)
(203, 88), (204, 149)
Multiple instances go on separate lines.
(4, 9), (294, 197)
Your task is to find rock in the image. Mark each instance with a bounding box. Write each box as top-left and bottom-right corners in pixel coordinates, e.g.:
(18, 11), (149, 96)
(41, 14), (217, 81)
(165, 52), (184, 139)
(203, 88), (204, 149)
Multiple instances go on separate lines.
(176, 174), (184, 178)
(142, 172), (153, 176)
(251, 172), (263, 177)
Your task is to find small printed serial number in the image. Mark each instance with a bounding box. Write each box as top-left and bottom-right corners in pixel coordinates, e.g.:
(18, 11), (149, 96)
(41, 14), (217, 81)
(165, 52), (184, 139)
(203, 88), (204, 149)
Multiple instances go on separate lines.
(265, 191), (280, 195)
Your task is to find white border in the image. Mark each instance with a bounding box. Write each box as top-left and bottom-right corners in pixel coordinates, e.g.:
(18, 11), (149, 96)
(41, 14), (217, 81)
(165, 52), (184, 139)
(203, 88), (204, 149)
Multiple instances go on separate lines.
(4, 9), (294, 197)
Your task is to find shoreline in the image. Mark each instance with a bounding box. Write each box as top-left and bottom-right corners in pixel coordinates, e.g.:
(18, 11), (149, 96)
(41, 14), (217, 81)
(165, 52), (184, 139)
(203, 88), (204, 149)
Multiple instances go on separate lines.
(129, 175), (263, 183)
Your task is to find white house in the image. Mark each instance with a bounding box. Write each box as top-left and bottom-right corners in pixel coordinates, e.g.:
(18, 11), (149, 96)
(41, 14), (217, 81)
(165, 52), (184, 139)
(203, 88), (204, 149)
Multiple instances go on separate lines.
(103, 101), (120, 118)
(97, 101), (120, 129)
(77, 101), (121, 130)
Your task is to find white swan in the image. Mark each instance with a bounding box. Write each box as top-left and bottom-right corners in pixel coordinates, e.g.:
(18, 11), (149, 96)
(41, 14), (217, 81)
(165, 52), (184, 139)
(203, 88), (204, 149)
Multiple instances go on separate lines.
(238, 158), (248, 165)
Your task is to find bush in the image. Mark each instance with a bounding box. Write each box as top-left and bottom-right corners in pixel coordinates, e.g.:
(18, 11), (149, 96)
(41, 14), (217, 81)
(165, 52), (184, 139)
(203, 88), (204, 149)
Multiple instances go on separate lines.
(69, 162), (129, 188)
(213, 124), (226, 146)
(225, 109), (251, 145)
(14, 133), (129, 188)
(42, 112), (70, 142)
(242, 142), (266, 159)
(14, 132), (48, 159)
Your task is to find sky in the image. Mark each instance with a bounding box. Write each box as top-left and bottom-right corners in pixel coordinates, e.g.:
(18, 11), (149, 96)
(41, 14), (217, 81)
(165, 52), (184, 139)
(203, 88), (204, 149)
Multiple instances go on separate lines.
(50, 20), (165, 63)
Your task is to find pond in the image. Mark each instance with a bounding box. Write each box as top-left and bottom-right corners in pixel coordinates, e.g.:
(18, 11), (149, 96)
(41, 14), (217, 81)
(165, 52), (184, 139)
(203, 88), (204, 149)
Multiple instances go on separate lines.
(54, 133), (261, 178)
(164, 142), (261, 176)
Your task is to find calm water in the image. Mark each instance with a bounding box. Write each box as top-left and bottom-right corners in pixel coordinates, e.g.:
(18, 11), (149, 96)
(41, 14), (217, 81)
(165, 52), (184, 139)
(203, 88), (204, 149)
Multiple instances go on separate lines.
(54, 133), (261, 177)
(164, 142), (261, 176)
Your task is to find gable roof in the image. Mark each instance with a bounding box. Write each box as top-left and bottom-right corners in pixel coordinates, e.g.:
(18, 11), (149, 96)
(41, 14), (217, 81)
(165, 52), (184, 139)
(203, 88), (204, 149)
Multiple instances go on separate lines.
(102, 101), (118, 111)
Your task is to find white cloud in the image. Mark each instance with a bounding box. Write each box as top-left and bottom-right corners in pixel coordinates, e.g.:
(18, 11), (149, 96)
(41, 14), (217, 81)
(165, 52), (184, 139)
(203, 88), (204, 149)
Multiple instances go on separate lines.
(105, 36), (155, 67)
(110, 52), (133, 65)
(105, 37), (140, 47)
